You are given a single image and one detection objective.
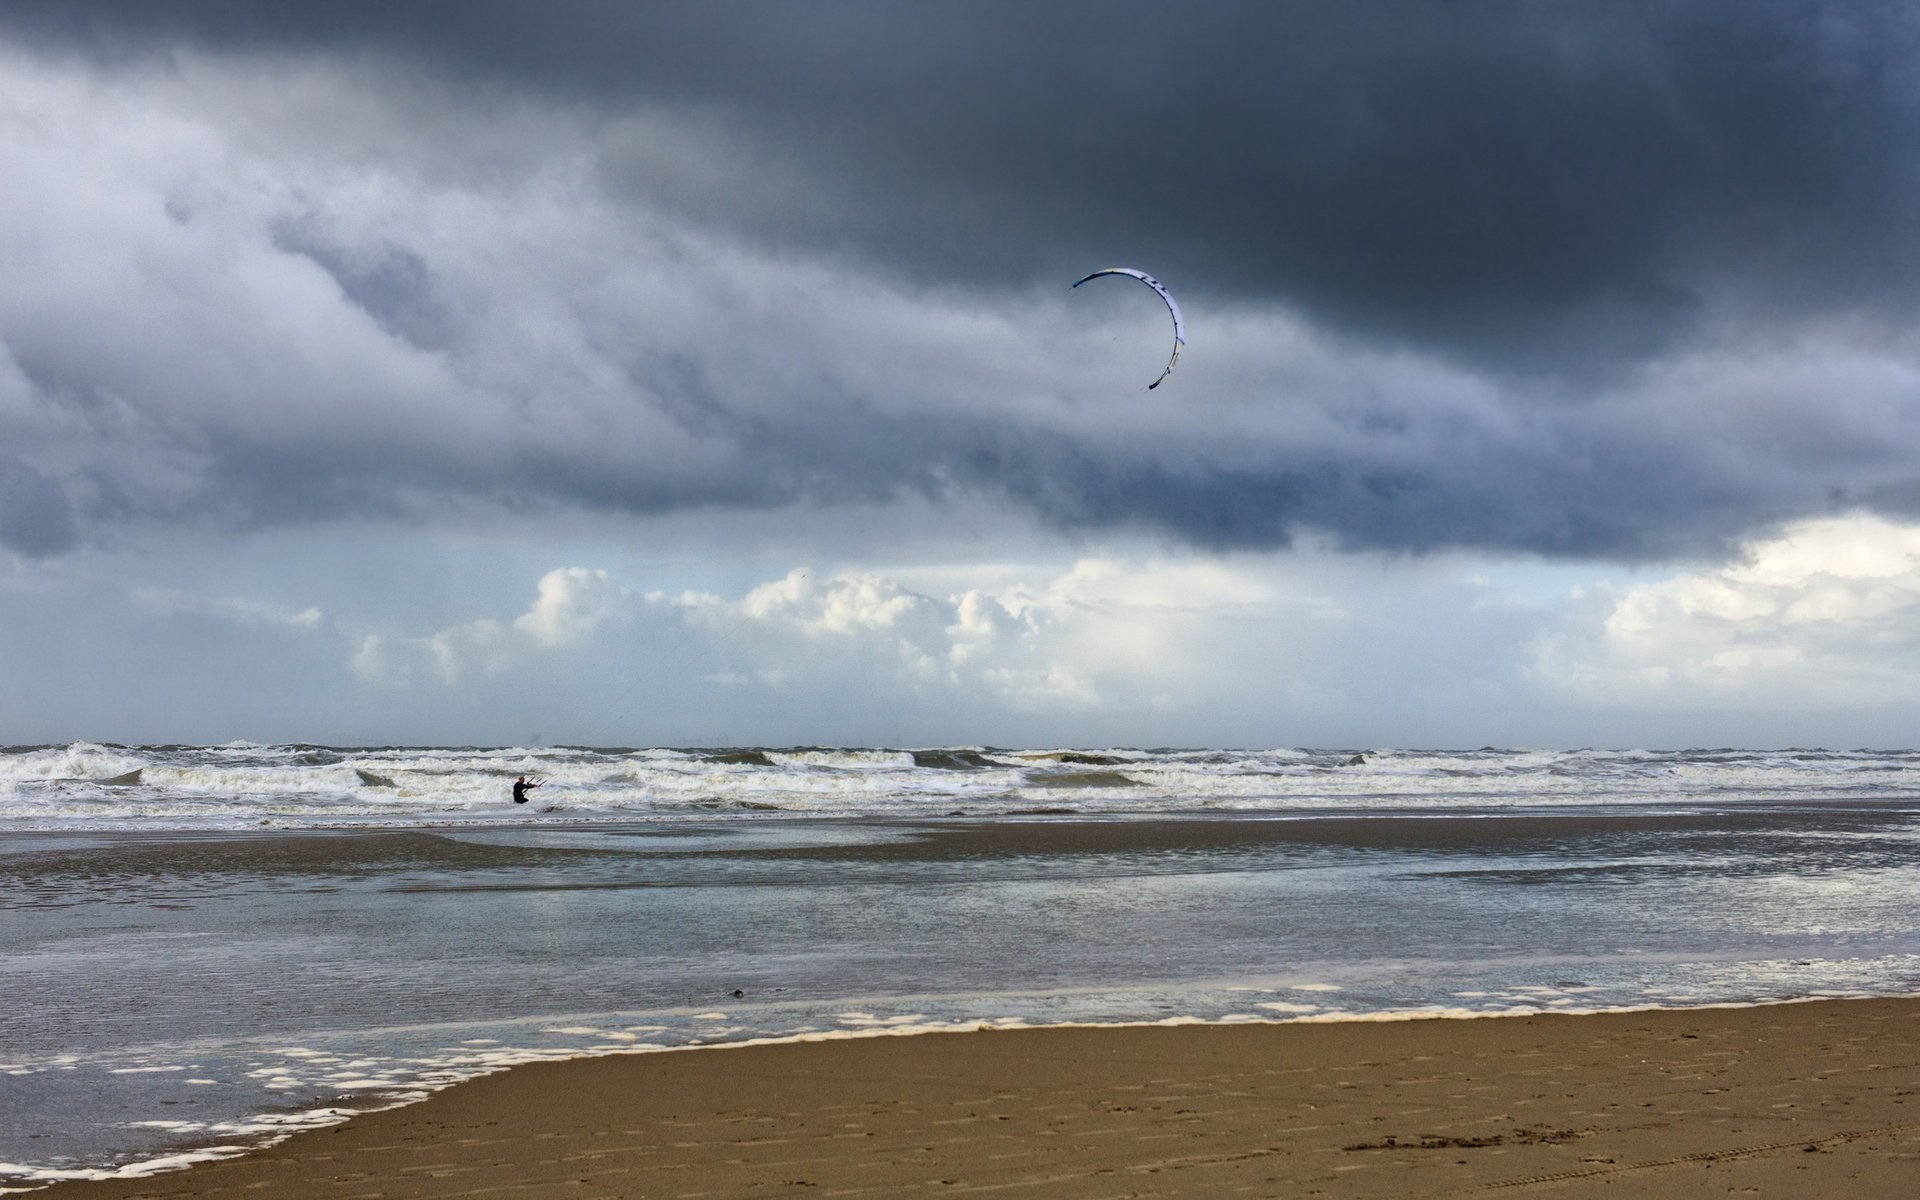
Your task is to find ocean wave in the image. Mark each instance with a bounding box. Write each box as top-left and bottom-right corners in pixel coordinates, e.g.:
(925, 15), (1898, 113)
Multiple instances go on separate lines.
(4, 743), (1920, 830)
(910, 749), (1000, 770)
(1022, 769), (1141, 789)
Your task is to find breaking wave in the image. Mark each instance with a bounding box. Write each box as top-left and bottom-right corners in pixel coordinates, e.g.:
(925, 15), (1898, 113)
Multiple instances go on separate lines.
(5, 743), (1920, 830)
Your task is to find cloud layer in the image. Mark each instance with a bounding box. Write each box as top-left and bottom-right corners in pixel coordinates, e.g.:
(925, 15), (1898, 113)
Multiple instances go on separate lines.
(16, 3), (1920, 359)
(1536, 512), (1920, 710)
(1, 5), (1919, 567)
(6, 6), (1920, 750)
(354, 558), (1303, 717)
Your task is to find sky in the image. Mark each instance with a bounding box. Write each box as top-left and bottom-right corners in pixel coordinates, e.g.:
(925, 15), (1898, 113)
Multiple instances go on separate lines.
(5, 1), (1920, 748)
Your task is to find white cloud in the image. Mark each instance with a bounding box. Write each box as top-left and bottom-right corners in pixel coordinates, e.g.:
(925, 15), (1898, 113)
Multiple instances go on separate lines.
(702, 555), (1352, 712)
(131, 587), (326, 631)
(723, 568), (1056, 698)
(353, 567), (628, 685)
(355, 555), (1342, 713)
(512, 567), (626, 647)
(1533, 512), (1920, 706)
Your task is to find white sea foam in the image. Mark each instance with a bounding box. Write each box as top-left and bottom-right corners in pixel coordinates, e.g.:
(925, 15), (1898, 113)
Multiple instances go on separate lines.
(6, 742), (1920, 829)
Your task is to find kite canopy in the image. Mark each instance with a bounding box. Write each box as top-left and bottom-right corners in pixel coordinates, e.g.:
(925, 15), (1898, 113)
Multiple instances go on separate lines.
(1072, 267), (1186, 389)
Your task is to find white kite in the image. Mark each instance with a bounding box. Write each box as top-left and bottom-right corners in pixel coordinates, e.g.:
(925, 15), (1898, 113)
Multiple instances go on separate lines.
(1072, 267), (1185, 389)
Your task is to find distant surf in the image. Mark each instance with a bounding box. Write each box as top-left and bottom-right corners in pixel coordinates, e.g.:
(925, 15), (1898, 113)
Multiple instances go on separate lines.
(6, 742), (1920, 830)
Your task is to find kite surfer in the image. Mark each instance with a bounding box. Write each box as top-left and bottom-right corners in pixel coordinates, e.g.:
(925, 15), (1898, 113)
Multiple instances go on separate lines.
(512, 775), (543, 805)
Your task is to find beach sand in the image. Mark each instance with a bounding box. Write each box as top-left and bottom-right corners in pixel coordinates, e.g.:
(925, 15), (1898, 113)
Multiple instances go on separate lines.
(35, 998), (1920, 1198)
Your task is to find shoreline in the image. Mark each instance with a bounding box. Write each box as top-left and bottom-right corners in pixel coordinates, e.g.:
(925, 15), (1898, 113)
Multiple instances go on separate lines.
(11, 991), (1913, 1187)
(24, 995), (1920, 1198)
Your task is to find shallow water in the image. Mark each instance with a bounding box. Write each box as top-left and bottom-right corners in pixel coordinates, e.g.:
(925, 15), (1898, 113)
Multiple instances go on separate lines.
(3, 748), (1920, 1185)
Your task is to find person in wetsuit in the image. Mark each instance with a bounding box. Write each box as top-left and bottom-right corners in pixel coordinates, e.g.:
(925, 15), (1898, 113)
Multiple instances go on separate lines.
(512, 775), (543, 805)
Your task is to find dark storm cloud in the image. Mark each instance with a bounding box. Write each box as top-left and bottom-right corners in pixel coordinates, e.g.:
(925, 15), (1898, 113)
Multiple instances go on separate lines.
(829, 416), (1801, 561)
(4, 0), (1920, 564)
(10, 0), (1918, 371)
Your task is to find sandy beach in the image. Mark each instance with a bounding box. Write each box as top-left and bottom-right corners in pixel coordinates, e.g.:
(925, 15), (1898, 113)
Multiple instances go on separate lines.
(31, 997), (1920, 1199)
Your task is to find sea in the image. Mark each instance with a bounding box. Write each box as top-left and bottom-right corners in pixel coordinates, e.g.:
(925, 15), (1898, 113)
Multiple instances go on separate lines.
(4, 742), (1920, 1188)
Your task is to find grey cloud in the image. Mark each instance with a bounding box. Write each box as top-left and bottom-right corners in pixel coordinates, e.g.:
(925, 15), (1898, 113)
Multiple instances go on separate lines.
(0, 454), (78, 557)
(680, 397), (1829, 562)
(8, 1), (1919, 374)
(273, 226), (452, 354)
(3, 2), (1920, 566)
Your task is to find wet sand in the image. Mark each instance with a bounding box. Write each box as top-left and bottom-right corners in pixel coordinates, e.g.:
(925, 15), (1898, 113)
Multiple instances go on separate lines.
(35, 997), (1920, 1199)
(10, 802), (1917, 897)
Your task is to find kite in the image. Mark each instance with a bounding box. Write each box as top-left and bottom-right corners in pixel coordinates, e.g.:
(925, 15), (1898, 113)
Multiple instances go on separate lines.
(1072, 268), (1185, 389)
